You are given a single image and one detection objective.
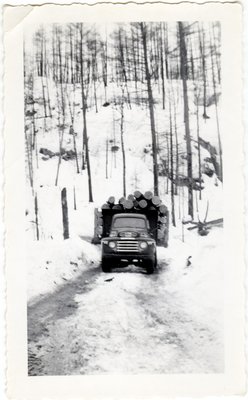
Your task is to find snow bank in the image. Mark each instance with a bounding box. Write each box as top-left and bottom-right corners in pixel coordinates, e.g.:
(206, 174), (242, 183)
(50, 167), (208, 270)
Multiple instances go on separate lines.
(27, 236), (100, 304)
(158, 225), (224, 333)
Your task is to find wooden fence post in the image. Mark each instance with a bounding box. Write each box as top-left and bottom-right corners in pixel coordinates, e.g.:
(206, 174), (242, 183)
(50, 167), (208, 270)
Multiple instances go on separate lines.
(73, 186), (77, 210)
(61, 188), (69, 239)
(34, 192), (39, 241)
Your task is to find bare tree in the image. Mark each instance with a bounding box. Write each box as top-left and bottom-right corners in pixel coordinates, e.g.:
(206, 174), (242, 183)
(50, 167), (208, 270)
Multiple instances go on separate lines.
(194, 84), (202, 200)
(178, 21), (194, 218)
(168, 94), (176, 226)
(140, 22), (159, 196)
(210, 29), (223, 182)
(198, 24), (210, 120)
(120, 86), (127, 197)
(78, 24), (93, 202)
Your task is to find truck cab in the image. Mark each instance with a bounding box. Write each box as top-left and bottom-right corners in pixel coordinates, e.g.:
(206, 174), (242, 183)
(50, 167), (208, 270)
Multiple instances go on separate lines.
(101, 213), (157, 274)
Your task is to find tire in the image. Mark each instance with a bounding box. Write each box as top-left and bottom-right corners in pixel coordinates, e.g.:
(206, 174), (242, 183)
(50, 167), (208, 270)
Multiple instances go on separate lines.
(101, 258), (112, 273)
(146, 259), (155, 275)
(154, 253), (157, 269)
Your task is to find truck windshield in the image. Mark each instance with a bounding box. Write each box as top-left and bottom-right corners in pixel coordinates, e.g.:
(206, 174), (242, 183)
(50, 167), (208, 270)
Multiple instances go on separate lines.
(113, 217), (146, 229)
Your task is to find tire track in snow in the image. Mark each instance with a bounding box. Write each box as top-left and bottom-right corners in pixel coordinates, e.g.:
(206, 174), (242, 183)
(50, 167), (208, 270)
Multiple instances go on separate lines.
(28, 264), (100, 375)
(131, 268), (224, 373)
(28, 260), (223, 375)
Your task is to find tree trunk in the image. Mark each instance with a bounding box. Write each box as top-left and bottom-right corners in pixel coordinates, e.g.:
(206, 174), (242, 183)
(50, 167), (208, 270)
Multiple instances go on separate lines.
(120, 89), (126, 197)
(105, 139), (109, 179)
(118, 28), (132, 109)
(140, 22), (159, 196)
(166, 134), (169, 195)
(61, 188), (69, 239)
(55, 79), (65, 186)
(169, 99), (176, 227)
(198, 25), (209, 119)
(79, 24), (93, 202)
(25, 130), (33, 190)
(195, 89), (202, 199)
(178, 22), (194, 218)
(73, 128), (80, 174)
(210, 33), (223, 182)
(160, 23), (165, 110)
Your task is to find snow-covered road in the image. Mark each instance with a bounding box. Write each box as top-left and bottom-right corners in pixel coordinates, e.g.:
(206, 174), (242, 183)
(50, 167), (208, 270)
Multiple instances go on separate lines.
(28, 238), (224, 375)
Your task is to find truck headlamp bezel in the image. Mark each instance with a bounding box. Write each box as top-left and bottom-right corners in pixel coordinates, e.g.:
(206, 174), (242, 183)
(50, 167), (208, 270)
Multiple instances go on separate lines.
(108, 241), (116, 249)
(140, 241), (148, 249)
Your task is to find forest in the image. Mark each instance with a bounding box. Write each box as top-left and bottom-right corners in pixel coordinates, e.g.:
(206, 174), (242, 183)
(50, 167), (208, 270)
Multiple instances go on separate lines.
(24, 21), (222, 240)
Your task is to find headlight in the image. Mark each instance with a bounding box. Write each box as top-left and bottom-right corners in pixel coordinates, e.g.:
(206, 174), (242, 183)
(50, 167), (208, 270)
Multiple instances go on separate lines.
(108, 241), (116, 249)
(140, 241), (148, 249)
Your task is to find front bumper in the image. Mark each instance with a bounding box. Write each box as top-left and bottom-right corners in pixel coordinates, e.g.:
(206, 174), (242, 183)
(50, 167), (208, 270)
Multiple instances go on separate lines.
(101, 238), (156, 263)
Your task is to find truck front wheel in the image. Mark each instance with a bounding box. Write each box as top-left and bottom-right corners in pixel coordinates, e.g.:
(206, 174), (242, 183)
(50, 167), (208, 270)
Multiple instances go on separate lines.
(101, 258), (112, 273)
(146, 259), (155, 275)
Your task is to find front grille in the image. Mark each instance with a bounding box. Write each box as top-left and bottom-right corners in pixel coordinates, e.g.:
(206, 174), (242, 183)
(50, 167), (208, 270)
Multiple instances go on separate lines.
(117, 240), (139, 252)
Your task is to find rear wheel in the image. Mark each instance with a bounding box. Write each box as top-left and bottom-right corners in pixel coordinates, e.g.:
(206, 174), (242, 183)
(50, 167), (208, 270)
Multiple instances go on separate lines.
(101, 258), (112, 273)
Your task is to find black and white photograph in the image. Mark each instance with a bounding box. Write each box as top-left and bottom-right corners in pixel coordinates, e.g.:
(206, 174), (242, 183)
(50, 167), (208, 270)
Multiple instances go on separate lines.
(3, 1), (245, 398)
(25, 19), (225, 376)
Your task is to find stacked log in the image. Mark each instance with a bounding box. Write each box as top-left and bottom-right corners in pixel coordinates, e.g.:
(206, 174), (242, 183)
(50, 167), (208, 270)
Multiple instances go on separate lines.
(144, 191), (153, 201)
(92, 208), (103, 244)
(151, 196), (161, 207)
(127, 194), (135, 202)
(101, 203), (110, 210)
(134, 190), (143, 200)
(101, 192), (167, 213)
(159, 204), (167, 215)
(107, 196), (115, 206)
(138, 199), (148, 209)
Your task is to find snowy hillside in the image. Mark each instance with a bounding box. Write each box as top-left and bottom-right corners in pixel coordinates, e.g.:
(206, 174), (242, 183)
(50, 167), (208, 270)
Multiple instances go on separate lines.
(24, 20), (223, 301)
(25, 79), (222, 239)
(24, 21), (224, 375)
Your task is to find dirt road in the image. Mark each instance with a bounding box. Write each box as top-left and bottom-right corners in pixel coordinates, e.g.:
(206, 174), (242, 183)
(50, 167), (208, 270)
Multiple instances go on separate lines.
(28, 254), (224, 375)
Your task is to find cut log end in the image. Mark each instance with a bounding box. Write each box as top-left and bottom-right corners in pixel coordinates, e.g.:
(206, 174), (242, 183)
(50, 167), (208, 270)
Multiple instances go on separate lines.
(101, 203), (110, 210)
(107, 196), (115, 205)
(134, 190), (143, 200)
(159, 204), (168, 215)
(127, 194), (135, 202)
(138, 199), (148, 209)
(123, 199), (134, 210)
(151, 195), (161, 207)
(144, 191), (153, 200)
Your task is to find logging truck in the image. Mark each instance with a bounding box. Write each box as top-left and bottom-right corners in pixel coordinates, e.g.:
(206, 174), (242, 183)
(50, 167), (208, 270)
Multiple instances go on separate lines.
(93, 191), (169, 274)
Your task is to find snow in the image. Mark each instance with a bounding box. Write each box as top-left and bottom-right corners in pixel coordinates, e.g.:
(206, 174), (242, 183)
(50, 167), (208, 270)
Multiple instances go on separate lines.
(162, 226), (224, 331)
(27, 223), (224, 374)
(25, 23), (224, 374)
(27, 237), (100, 303)
(27, 215), (224, 373)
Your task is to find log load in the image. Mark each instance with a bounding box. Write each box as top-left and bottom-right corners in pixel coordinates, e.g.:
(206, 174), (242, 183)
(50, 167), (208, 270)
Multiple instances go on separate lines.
(96, 191), (169, 246)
